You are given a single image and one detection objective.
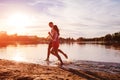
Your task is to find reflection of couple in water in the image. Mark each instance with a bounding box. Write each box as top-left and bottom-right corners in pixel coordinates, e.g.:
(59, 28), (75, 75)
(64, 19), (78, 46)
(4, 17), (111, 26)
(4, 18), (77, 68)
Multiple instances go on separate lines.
(45, 22), (68, 65)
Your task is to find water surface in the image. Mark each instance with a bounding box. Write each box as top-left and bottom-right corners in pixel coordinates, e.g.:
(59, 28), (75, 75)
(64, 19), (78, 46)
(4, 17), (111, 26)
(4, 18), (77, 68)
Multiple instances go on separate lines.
(0, 43), (120, 64)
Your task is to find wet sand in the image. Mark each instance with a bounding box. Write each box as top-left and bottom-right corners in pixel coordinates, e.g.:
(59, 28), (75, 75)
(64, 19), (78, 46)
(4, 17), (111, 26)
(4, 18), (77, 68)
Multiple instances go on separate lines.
(62, 60), (120, 80)
(0, 59), (120, 80)
(0, 59), (85, 80)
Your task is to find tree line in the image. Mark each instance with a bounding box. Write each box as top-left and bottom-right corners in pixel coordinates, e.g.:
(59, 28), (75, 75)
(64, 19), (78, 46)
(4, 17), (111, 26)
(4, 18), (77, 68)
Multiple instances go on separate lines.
(76, 32), (120, 42)
(0, 31), (119, 46)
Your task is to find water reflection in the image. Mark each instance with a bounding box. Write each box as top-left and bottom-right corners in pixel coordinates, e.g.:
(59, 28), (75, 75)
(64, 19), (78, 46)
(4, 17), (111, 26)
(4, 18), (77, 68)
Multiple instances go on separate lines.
(0, 43), (120, 64)
(12, 52), (26, 62)
(77, 42), (120, 51)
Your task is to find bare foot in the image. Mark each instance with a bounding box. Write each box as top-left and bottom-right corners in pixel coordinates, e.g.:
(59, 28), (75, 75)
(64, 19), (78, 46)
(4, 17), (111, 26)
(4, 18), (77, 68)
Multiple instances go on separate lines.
(64, 54), (68, 59)
(58, 63), (64, 67)
(45, 59), (49, 61)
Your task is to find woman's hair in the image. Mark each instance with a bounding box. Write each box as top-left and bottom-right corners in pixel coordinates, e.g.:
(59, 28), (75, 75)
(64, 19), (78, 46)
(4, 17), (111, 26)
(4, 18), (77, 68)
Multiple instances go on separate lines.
(53, 25), (60, 36)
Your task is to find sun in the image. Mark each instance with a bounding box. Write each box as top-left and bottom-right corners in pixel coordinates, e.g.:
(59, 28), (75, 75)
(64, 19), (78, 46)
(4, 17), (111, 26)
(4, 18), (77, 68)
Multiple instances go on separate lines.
(7, 12), (31, 34)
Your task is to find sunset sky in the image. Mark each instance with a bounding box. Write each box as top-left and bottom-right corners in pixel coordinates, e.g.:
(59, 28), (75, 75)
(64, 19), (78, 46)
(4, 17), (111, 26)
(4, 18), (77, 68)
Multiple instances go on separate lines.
(0, 0), (120, 38)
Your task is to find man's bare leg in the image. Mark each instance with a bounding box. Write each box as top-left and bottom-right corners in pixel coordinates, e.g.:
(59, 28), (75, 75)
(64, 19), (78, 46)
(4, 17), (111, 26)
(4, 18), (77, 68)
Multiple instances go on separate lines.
(45, 44), (52, 61)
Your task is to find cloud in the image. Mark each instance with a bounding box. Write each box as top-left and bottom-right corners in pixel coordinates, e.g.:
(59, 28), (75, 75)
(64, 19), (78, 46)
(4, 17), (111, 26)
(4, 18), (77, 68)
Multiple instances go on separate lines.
(57, 0), (120, 37)
(23, 0), (120, 38)
(28, 0), (65, 16)
(0, 0), (120, 38)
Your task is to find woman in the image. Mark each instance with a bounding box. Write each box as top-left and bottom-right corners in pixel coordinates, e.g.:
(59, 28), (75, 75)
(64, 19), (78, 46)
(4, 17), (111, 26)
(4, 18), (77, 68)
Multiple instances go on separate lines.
(49, 25), (63, 65)
(46, 22), (68, 61)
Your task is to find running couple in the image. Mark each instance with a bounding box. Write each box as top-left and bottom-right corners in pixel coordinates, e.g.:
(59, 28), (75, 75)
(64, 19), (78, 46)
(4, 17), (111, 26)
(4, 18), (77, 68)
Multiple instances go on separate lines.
(45, 22), (68, 65)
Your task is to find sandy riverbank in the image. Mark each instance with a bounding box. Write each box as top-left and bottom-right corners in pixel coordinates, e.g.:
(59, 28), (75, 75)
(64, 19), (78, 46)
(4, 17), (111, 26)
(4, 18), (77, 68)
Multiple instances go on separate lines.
(0, 59), (85, 80)
(0, 59), (120, 80)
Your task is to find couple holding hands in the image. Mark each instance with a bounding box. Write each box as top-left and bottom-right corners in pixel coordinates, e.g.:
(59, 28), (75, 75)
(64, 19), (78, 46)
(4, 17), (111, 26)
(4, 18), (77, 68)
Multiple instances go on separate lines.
(45, 22), (68, 65)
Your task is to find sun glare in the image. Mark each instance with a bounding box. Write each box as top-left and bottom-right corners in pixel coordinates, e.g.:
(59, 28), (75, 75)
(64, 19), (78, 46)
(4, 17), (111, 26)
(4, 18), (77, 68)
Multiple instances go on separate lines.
(7, 13), (31, 26)
(12, 52), (25, 62)
(7, 12), (32, 34)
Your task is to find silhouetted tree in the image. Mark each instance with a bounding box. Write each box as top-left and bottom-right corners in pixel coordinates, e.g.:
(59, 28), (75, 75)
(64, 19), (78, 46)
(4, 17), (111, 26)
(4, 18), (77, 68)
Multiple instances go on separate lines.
(104, 34), (112, 41)
(112, 32), (120, 42)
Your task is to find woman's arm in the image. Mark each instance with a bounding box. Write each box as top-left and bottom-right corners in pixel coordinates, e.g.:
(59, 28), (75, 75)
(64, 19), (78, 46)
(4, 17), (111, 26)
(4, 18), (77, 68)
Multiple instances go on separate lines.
(48, 32), (53, 39)
(49, 31), (58, 41)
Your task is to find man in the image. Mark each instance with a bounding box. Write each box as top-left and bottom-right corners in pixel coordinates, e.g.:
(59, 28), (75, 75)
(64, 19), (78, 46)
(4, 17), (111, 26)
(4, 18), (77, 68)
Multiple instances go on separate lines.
(45, 22), (68, 61)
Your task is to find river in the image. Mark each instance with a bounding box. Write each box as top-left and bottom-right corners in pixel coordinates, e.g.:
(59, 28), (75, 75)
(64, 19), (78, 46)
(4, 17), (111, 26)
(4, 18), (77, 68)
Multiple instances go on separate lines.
(0, 43), (120, 64)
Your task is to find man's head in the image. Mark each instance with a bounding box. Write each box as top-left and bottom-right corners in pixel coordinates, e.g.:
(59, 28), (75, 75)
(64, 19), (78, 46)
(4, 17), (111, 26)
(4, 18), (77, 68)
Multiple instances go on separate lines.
(49, 22), (54, 28)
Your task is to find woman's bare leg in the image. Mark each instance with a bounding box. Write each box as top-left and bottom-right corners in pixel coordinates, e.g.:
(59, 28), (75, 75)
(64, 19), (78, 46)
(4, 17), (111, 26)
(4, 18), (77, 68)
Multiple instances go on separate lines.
(50, 49), (57, 57)
(54, 49), (63, 65)
(58, 49), (68, 59)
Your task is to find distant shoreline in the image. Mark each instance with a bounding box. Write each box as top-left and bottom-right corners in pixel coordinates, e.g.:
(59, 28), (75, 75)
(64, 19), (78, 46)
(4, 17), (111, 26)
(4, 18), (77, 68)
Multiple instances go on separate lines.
(0, 31), (119, 46)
